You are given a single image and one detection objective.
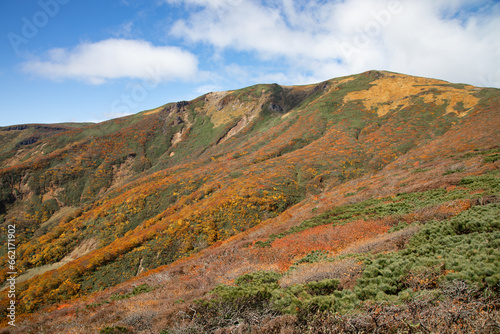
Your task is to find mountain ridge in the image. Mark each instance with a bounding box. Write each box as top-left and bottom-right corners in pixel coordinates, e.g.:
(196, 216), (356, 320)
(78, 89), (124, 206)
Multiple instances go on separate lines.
(0, 70), (499, 333)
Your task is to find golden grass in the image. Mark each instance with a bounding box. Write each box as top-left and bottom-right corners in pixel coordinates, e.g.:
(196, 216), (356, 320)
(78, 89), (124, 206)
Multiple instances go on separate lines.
(143, 107), (162, 115)
(344, 73), (479, 117)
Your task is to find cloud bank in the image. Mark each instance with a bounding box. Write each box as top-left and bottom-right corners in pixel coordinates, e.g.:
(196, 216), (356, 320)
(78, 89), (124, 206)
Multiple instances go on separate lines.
(20, 1), (500, 88)
(167, 0), (500, 87)
(22, 39), (198, 84)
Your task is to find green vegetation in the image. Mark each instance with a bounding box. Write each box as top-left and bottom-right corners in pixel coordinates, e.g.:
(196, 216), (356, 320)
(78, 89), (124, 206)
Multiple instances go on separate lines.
(86, 284), (154, 309)
(110, 284), (154, 301)
(443, 165), (465, 175)
(293, 250), (328, 265)
(357, 203), (500, 298)
(99, 326), (131, 334)
(258, 172), (499, 246)
(173, 196), (499, 333)
(0, 71), (498, 332)
(460, 146), (500, 163)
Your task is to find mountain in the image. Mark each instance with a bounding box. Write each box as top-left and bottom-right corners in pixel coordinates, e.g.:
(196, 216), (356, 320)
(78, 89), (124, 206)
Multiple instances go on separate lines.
(0, 70), (499, 333)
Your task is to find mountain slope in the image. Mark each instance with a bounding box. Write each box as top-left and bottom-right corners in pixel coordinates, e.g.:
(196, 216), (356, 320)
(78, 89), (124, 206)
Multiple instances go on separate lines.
(0, 70), (499, 332)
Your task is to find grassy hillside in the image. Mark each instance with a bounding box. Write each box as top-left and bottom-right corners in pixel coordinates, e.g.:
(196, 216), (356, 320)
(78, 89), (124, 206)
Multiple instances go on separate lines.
(0, 70), (498, 333)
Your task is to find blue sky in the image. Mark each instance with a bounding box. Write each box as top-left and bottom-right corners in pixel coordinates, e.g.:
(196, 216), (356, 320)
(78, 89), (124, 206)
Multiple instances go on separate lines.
(1, 0), (499, 126)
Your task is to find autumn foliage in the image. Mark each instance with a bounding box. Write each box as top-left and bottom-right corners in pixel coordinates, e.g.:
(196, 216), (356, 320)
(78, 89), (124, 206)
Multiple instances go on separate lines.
(0, 70), (499, 332)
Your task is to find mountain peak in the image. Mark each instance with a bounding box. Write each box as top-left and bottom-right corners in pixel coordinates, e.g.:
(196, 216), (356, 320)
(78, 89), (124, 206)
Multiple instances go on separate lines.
(0, 72), (499, 332)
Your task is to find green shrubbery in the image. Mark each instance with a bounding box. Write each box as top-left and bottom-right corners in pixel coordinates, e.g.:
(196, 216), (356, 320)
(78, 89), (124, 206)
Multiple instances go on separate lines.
(188, 270), (345, 329)
(293, 250), (328, 266)
(110, 284), (154, 301)
(261, 172), (499, 246)
(86, 284), (154, 309)
(99, 326), (131, 334)
(170, 176), (499, 332)
(26, 196), (59, 223)
(357, 203), (499, 298)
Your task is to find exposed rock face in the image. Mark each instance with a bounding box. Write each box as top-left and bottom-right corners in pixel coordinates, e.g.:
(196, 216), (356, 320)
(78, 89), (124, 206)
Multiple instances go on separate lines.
(268, 103), (284, 113)
(173, 116), (184, 126)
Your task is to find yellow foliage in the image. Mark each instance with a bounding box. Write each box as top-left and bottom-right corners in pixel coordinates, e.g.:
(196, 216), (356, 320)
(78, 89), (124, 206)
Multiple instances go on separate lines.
(343, 72), (479, 117)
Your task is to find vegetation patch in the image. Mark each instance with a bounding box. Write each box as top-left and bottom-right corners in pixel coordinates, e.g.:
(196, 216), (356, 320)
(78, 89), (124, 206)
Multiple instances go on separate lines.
(257, 172), (498, 246)
(166, 201), (500, 333)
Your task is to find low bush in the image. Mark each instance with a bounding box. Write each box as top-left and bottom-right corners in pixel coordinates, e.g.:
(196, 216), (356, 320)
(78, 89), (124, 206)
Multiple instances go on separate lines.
(99, 326), (132, 334)
(161, 199), (500, 333)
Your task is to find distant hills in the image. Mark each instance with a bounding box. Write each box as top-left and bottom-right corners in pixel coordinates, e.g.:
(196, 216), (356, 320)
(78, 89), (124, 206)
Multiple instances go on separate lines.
(0, 70), (498, 333)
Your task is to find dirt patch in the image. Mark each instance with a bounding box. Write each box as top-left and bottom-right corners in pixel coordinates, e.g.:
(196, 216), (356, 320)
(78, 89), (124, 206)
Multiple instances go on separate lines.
(218, 114), (257, 144)
(61, 238), (100, 263)
(40, 206), (79, 228)
(41, 186), (64, 203)
(110, 154), (135, 189)
(171, 127), (189, 146)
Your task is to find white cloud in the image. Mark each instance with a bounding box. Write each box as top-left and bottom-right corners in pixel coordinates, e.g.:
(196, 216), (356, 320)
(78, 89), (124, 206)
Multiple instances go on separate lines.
(22, 39), (199, 85)
(110, 22), (134, 38)
(166, 0), (500, 87)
